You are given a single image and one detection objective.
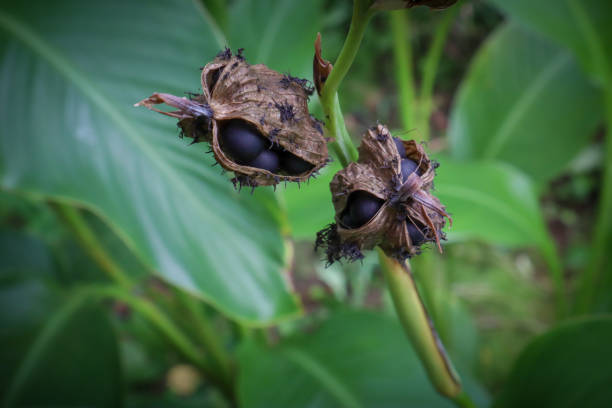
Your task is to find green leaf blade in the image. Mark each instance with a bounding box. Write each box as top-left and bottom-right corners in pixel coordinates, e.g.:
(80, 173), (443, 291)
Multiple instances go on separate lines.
(435, 158), (548, 247)
(487, 0), (612, 84)
(448, 22), (602, 184)
(494, 316), (612, 408)
(237, 310), (488, 408)
(0, 0), (301, 323)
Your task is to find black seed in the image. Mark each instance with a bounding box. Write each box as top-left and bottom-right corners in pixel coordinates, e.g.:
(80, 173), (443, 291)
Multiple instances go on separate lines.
(340, 212), (355, 229)
(248, 149), (280, 173)
(280, 151), (314, 175)
(394, 137), (407, 158)
(407, 222), (426, 246)
(348, 191), (383, 227)
(401, 158), (421, 181)
(220, 120), (267, 164)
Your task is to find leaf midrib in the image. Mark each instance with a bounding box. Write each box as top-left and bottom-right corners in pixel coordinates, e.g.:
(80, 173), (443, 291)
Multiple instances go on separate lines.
(3, 292), (90, 407)
(0, 9), (288, 322)
(255, 0), (292, 63)
(0, 10), (229, 230)
(483, 51), (571, 159)
(283, 347), (363, 408)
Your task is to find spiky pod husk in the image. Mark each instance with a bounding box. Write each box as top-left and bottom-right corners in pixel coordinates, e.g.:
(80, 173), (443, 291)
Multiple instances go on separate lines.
(316, 124), (451, 265)
(136, 49), (328, 188)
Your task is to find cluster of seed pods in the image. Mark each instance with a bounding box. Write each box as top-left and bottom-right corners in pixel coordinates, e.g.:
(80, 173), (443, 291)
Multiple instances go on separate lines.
(316, 124), (451, 265)
(136, 48), (328, 189)
(137, 47), (451, 262)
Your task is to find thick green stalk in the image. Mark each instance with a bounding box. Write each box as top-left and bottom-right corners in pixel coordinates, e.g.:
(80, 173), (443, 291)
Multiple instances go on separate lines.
(390, 10), (416, 132)
(320, 0), (373, 166)
(51, 203), (133, 288)
(328, 93), (360, 167)
(378, 250), (463, 400)
(319, 2), (472, 405)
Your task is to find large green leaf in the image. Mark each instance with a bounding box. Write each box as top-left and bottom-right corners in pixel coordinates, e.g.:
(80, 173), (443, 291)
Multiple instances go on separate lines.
(229, 0), (323, 79)
(0, 232), (121, 407)
(494, 316), (612, 408)
(487, 0), (612, 84)
(448, 22), (602, 184)
(435, 158), (549, 247)
(237, 310), (488, 408)
(0, 0), (320, 323)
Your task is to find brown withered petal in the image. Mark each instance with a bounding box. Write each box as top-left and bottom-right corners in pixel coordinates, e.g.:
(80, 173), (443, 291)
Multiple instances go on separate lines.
(316, 124), (451, 265)
(313, 33), (333, 96)
(135, 48), (328, 189)
(370, 0), (458, 11)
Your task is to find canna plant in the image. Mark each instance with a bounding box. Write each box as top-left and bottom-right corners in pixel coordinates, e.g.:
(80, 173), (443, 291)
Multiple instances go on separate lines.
(1, 0), (612, 408)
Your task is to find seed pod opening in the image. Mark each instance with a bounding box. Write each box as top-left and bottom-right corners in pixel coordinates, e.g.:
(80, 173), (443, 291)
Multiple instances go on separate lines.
(316, 124), (451, 265)
(135, 48), (328, 189)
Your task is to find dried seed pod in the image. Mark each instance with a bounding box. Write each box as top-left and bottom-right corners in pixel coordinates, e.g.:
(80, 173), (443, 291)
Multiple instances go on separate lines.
(316, 124), (451, 265)
(135, 48), (328, 188)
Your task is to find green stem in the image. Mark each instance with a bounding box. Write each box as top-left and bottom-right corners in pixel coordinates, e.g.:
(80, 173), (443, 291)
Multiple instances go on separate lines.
(539, 236), (568, 317)
(320, 0), (374, 166)
(318, 2), (472, 405)
(90, 285), (235, 400)
(565, 0), (612, 313)
(91, 285), (208, 368)
(578, 84), (612, 312)
(418, 6), (458, 141)
(4, 290), (92, 407)
(51, 203), (133, 289)
(378, 249), (462, 399)
(175, 290), (234, 383)
(452, 391), (477, 408)
(390, 10), (416, 132)
(52, 202), (235, 399)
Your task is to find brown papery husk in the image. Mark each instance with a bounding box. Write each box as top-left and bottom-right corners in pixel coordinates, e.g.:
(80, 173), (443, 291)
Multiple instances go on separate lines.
(321, 124), (450, 263)
(136, 50), (328, 188)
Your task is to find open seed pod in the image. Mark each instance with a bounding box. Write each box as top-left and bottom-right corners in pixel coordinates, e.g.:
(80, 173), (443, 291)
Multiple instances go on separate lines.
(316, 124), (451, 265)
(135, 48), (328, 188)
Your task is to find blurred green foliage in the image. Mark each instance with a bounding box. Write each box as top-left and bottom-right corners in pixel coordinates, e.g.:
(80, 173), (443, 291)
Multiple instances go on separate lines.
(1, 0), (611, 407)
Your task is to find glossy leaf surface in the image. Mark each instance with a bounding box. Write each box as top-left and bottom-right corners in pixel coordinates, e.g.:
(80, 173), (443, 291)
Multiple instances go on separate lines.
(448, 22), (602, 184)
(0, 0), (328, 323)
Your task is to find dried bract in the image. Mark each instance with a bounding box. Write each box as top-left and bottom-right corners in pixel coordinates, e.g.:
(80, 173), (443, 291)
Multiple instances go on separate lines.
(313, 33), (333, 96)
(316, 124), (451, 265)
(135, 49), (328, 188)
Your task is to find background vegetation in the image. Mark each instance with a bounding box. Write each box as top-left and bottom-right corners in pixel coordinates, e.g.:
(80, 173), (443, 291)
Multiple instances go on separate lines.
(1, 0), (611, 407)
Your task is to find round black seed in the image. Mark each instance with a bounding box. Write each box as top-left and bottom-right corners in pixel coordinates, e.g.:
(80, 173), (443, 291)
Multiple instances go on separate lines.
(401, 158), (422, 181)
(394, 137), (407, 158)
(220, 120), (267, 164)
(348, 191), (383, 228)
(340, 212), (355, 229)
(248, 149), (280, 173)
(280, 151), (314, 175)
(406, 222), (426, 246)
